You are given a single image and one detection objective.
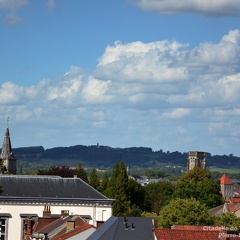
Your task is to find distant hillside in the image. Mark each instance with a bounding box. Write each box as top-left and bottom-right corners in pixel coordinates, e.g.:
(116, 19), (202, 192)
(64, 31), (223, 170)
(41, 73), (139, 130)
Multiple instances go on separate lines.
(12, 145), (240, 171)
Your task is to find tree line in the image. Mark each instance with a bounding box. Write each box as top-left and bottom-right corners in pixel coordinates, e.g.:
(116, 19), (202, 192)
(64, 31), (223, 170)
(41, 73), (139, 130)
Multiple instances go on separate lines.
(34, 162), (240, 229)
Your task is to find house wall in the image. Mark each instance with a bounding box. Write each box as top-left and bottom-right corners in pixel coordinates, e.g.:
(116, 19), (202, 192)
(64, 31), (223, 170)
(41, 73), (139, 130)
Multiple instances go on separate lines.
(0, 203), (112, 240)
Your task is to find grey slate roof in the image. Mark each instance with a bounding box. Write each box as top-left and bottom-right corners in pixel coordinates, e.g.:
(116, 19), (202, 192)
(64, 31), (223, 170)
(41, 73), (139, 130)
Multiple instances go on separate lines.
(0, 175), (113, 204)
(86, 216), (155, 240)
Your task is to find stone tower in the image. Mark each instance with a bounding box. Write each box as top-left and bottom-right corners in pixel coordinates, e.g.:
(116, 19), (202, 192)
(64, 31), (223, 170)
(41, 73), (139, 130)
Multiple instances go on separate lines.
(219, 173), (233, 201)
(187, 151), (206, 172)
(0, 127), (17, 174)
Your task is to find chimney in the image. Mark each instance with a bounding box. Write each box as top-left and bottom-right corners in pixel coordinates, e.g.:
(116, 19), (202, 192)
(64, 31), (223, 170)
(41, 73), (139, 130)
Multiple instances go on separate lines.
(61, 210), (69, 217)
(43, 205), (51, 218)
(25, 217), (32, 240)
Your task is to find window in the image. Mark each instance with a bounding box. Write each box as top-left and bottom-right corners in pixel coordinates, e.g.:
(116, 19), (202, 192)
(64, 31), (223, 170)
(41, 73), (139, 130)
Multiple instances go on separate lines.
(0, 218), (7, 240)
(0, 214), (11, 240)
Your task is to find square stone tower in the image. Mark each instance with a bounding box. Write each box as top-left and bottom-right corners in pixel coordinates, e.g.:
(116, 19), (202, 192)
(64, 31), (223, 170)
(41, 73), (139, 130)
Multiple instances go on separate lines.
(187, 151), (206, 172)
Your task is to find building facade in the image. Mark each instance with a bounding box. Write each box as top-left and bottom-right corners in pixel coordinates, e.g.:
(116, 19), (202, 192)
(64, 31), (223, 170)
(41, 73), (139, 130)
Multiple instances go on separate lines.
(187, 151), (206, 172)
(0, 175), (114, 240)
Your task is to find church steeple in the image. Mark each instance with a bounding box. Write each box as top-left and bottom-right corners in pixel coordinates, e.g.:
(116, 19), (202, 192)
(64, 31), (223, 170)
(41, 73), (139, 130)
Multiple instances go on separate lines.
(0, 122), (17, 174)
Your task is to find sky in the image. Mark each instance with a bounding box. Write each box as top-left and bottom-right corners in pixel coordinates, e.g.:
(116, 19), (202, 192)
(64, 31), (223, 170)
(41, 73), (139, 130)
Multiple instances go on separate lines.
(0, 0), (240, 156)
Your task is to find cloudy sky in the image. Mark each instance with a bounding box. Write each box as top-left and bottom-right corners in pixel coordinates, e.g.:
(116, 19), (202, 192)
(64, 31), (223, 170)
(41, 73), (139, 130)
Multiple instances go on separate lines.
(0, 0), (240, 156)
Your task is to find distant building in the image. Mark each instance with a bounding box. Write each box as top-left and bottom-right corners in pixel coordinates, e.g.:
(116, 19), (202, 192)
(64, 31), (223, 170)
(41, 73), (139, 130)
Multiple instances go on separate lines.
(219, 173), (234, 201)
(0, 127), (17, 174)
(187, 151), (206, 172)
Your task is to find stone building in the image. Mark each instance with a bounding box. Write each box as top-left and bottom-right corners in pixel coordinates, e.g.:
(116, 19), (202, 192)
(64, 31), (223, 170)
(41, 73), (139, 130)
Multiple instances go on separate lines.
(187, 151), (206, 172)
(0, 127), (17, 174)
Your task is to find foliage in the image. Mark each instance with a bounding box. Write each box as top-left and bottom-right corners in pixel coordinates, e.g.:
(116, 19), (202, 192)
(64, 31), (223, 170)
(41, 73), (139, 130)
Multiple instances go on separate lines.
(141, 211), (158, 218)
(127, 179), (145, 209)
(158, 198), (214, 228)
(75, 163), (88, 183)
(37, 163), (88, 182)
(214, 212), (240, 230)
(143, 181), (174, 214)
(173, 167), (222, 208)
(0, 159), (7, 174)
(108, 162), (131, 216)
(100, 172), (109, 193)
(89, 168), (100, 190)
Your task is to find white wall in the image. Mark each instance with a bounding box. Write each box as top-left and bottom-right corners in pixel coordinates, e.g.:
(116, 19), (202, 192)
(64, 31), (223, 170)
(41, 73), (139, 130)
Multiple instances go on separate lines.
(0, 203), (112, 240)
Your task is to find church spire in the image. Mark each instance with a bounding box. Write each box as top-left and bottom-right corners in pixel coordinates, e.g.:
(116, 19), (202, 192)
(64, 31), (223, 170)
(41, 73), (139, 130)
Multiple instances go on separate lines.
(0, 119), (17, 174)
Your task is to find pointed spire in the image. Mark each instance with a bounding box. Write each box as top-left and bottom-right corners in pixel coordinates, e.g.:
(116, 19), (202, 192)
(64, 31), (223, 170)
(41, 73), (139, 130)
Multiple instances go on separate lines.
(0, 127), (13, 159)
(0, 119), (17, 174)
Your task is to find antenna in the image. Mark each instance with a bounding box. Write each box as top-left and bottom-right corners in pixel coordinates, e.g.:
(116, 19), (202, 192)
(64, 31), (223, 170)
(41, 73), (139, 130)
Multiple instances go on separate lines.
(7, 117), (9, 128)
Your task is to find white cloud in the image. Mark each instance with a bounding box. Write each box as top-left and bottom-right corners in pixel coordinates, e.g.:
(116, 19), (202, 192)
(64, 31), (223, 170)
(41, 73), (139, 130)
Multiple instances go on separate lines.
(2, 29), (240, 154)
(130, 0), (240, 17)
(0, 0), (28, 11)
(163, 108), (191, 119)
(97, 40), (188, 83)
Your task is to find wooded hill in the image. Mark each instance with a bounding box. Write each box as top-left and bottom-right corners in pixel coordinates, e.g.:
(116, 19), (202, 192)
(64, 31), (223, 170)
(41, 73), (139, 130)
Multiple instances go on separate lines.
(13, 145), (240, 171)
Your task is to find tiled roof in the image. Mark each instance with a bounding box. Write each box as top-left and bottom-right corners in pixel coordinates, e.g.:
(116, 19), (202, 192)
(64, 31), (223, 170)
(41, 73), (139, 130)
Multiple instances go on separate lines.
(33, 218), (57, 232)
(228, 203), (240, 213)
(0, 175), (113, 204)
(51, 222), (95, 240)
(232, 196), (240, 203)
(154, 228), (220, 240)
(219, 173), (233, 185)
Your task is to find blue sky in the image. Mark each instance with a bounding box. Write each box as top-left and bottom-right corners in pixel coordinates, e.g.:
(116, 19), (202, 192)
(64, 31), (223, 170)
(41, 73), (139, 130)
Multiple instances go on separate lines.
(0, 0), (240, 156)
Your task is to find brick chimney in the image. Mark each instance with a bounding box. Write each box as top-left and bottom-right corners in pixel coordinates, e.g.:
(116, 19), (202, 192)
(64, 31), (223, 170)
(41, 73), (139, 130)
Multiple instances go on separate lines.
(43, 205), (51, 218)
(61, 210), (69, 217)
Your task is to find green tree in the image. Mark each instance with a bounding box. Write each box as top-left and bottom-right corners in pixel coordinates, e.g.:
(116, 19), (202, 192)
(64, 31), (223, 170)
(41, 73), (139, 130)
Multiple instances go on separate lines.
(214, 212), (240, 230)
(89, 168), (100, 190)
(75, 163), (88, 183)
(0, 159), (7, 174)
(158, 198), (214, 228)
(100, 172), (109, 192)
(173, 167), (222, 208)
(144, 181), (174, 214)
(37, 163), (88, 183)
(109, 162), (131, 216)
(128, 179), (144, 209)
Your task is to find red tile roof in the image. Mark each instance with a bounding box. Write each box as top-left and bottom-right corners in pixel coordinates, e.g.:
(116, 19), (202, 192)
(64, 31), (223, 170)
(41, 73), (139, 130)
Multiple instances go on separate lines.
(219, 173), (233, 185)
(51, 222), (95, 240)
(232, 196), (240, 203)
(228, 203), (240, 213)
(154, 228), (220, 240)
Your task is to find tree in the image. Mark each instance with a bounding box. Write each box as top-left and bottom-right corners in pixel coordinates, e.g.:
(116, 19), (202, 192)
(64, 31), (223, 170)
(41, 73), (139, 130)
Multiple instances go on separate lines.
(173, 167), (222, 208)
(37, 165), (75, 178)
(128, 179), (144, 208)
(143, 181), (174, 214)
(158, 198), (214, 228)
(108, 162), (131, 216)
(0, 159), (7, 174)
(89, 168), (100, 190)
(214, 212), (240, 230)
(100, 172), (109, 193)
(37, 163), (88, 183)
(75, 163), (88, 183)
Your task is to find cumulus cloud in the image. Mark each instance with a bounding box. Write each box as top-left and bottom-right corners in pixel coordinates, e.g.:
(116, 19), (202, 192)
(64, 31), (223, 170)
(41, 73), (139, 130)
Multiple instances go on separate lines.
(2, 29), (240, 154)
(130, 0), (240, 17)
